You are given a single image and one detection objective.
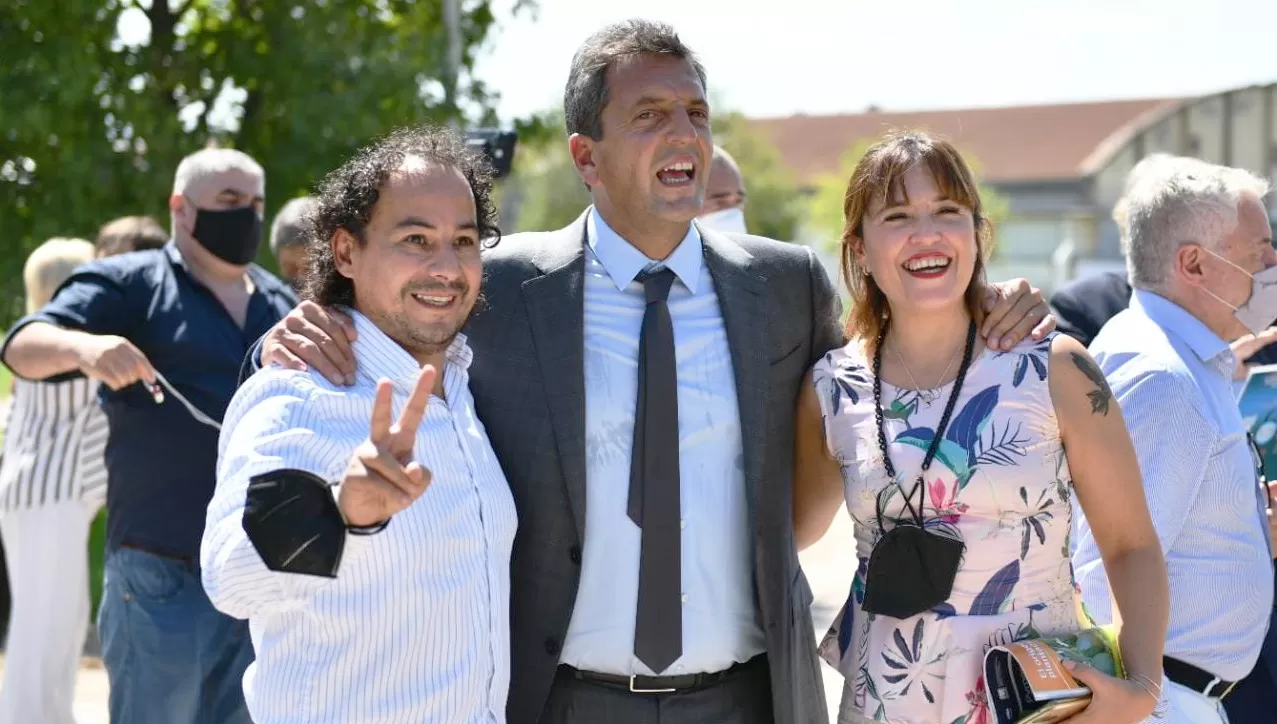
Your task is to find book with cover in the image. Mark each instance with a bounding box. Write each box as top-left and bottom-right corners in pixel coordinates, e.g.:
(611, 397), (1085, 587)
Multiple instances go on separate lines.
(983, 628), (1122, 724)
(1238, 363), (1277, 482)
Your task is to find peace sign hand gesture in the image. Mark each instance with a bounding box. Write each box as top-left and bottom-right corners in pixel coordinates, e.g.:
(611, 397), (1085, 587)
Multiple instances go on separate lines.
(337, 366), (437, 528)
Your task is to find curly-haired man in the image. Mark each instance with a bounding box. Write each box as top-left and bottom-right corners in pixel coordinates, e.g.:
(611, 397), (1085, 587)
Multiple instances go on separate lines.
(201, 125), (517, 724)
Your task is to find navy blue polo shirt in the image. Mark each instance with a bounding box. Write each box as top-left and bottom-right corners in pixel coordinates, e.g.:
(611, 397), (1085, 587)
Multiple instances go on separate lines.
(1, 243), (296, 560)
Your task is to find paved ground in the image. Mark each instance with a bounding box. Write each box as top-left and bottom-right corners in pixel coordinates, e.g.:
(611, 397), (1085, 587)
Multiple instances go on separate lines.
(9, 510), (858, 724)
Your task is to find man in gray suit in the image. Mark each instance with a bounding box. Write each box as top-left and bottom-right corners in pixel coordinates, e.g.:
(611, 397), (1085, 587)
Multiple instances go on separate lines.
(251, 19), (1052, 724)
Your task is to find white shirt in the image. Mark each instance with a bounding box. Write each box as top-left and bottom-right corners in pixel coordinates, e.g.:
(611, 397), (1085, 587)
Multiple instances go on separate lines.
(201, 310), (517, 724)
(1073, 290), (1274, 682)
(560, 208), (765, 676)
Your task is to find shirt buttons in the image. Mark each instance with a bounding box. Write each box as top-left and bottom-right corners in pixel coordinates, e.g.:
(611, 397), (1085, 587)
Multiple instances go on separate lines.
(681, 593), (688, 604)
(568, 545), (582, 565)
(544, 638), (561, 656)
(680, 519), (686, 530)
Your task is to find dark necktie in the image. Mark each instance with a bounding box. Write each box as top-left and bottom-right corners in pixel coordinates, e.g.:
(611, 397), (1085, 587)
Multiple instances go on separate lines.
(628, 267), (682, 673)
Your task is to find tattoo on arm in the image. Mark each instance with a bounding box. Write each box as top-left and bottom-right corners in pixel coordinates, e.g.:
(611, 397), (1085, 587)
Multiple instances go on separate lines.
(1069, 351), (1113, 416)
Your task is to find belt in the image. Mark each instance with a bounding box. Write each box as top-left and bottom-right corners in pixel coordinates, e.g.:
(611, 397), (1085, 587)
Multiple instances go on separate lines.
(1163, 656), (1238, 699)
(560, 654), (763, 694)
(119, 541), (197, 570)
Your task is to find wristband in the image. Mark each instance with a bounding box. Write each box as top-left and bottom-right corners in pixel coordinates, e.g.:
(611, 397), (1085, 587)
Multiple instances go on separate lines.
(1126, 672), (1163, 701)
(347, 518), (390, 535)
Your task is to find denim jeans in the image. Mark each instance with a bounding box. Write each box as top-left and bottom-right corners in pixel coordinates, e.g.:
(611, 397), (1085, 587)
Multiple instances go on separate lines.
(98, 546), (254, 724)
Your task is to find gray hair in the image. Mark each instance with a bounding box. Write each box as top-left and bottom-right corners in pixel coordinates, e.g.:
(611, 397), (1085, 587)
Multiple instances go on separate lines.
(172, 148), (264, 195)
(270, 196), (318, 254)
(1125, 160), (1270, 290)
(564, 19), (707, 140)
(1113, 154), (1209, 251)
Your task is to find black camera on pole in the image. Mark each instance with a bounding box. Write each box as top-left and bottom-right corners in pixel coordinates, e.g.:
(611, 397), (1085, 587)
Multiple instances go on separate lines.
(464, 129), (517, 179)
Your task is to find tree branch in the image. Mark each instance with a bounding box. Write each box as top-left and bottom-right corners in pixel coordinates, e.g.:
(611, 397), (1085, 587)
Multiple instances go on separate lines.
(234, 88), (261, 147)
(145, 0), (181, 110)
(196, 104), (211, 141)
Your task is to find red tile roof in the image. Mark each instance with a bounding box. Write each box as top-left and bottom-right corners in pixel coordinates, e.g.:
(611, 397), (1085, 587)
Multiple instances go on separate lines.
(749, 98), (1183, 185)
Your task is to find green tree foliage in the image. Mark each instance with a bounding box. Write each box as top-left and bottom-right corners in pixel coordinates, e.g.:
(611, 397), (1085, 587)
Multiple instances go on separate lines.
(0, 0), (527, 324)
(803, 138), (1011, 257)
(712, 110), (804, 242)
(496, 111), (590, 233)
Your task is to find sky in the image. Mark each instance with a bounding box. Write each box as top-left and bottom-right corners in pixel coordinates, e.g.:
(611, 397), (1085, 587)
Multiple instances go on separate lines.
(473, 0), (1277, 122)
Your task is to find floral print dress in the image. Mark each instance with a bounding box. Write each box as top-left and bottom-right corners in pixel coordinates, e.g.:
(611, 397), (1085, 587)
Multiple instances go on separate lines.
(813, 335), (1086, 724)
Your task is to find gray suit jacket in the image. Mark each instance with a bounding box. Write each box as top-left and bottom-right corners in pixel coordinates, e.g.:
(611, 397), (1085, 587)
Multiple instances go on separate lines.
(466, 211), (845, 724)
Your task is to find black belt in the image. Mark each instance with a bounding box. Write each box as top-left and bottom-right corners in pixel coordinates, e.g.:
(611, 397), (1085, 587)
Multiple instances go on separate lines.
(560, 654), (764, 694)
(1163, 656), (1238, 699)
(119, 541), (197, 570)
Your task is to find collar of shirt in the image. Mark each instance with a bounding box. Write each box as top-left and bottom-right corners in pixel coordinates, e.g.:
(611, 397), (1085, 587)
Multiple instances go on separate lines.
(342, 307), (473, 389)
(1130, 288), (1236, 377)
(587, 206), (703, 293)
(164, 241), (297, 303)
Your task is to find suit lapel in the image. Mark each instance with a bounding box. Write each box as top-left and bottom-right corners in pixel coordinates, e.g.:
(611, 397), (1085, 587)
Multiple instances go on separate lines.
(522, 213), (589, 539)
(699, 226), (768, 517)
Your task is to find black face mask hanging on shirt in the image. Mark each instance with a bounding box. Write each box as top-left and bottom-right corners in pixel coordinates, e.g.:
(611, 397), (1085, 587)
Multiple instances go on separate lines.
(860, 320), (976, 620)
(191, 203), (263, 265)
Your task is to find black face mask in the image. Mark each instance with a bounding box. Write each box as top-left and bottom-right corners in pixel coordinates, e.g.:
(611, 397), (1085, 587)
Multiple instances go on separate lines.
(190, 204), (263, 265)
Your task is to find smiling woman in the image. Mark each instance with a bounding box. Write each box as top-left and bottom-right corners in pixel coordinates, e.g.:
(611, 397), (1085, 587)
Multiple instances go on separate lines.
(791, 130), (1169, 724)
(839, 131), (993, 355)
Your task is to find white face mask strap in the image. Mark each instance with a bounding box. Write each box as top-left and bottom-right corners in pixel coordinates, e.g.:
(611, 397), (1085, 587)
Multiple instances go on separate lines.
(1201, 286), (1240, 313)
(1201, 246), (1255, 279)
(151, 369), (223, 431)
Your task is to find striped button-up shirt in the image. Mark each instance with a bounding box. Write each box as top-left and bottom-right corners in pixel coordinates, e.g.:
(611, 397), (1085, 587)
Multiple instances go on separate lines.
(1073, 289), (1274, 684)
(0, 377), (107, 511)
(201, 309), (517, 724)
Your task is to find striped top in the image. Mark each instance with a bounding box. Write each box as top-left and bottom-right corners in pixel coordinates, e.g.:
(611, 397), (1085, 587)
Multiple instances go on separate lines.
(0, 377), (108, 511)
(201, 309), (517, 724)
(1073, 289), (1275, 684)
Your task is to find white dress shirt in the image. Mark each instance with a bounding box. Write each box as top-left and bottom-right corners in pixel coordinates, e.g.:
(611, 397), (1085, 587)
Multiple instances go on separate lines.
(201, 310), (517, 724)
(1073, 290), (1274, 683)
(559, 208), (765, 677)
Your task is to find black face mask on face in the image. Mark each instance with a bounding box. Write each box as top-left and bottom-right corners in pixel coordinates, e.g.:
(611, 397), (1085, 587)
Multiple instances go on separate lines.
(189, 201), (264, 266)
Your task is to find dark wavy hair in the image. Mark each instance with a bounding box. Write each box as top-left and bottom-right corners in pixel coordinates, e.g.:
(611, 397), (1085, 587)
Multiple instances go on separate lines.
(303, 125), (501, 308)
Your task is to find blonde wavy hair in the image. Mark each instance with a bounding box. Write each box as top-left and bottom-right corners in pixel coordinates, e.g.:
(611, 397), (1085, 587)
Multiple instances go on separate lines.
(23, 237), (95, 314)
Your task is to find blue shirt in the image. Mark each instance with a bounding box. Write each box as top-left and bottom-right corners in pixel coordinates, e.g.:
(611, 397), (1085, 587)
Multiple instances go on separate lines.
(1, 243), (296, 560)
(1072, 289), (1274, 681)
(559, 208), (765, 676)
